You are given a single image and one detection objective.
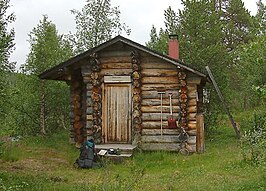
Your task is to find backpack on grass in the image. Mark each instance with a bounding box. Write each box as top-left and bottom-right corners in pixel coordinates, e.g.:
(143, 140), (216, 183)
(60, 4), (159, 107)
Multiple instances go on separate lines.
(75, 139), (96, 168)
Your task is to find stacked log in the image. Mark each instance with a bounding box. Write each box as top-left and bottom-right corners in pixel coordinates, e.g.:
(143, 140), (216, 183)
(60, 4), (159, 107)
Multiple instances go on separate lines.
(81, 65), (93, 141)
(178, 71), (188, 131)
(180, 74), (201, 152)
(140, 57), (180, 151)
(90, 53), (102, 144)
(131, 50), (142, 145)
(69, 79), (84, 145)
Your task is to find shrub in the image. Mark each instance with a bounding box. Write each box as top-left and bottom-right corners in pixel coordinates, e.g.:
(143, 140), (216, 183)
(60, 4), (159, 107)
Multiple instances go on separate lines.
(241, 112), (266, 165)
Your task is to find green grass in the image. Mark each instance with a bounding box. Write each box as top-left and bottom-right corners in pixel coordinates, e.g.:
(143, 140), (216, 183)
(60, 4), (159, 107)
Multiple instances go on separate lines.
(0, 118), (266, 191)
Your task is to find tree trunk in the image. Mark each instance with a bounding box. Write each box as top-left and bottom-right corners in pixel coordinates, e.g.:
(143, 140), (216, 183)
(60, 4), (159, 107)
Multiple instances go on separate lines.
(40, 80), (46, 135)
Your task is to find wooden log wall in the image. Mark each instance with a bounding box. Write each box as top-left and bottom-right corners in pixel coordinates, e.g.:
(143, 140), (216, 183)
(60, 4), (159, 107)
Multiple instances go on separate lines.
(139, 55), (203, 152)
(131, 50), (142, 145)
(140, 56), (181, 151)
(81, 53), (103, 144)
(185, 74), (202, 152)
(90, 53), (102, 144)
(70, 42), (204, 152)
(81, 64), (93, 142)
(69, 69), (85, 146)
(99, 47), (134, 143)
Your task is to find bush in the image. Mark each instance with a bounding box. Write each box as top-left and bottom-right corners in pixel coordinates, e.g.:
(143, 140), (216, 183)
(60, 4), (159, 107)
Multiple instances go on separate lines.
(241, 112), (266, 165)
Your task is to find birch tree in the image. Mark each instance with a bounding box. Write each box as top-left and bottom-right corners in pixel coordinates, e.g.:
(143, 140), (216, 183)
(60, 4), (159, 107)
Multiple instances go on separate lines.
(70, 0), (130, 54)
(21, 15), (73, 135)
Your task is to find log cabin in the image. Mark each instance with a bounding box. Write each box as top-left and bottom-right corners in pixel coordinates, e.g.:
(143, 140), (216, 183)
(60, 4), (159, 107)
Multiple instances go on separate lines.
(39, 35), (208, 153)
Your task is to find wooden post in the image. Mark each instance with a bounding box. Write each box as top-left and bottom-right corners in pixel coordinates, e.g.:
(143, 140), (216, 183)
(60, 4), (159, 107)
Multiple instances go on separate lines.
(196, 114), (205, 153)
(205, 66), (241, 139)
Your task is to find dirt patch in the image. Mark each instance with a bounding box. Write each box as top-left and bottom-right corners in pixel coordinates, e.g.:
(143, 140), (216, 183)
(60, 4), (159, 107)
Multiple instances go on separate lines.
(0, 149), (69, 174)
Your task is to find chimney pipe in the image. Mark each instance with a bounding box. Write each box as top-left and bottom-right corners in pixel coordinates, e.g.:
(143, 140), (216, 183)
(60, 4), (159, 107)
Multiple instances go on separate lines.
(168, 34), (179, 60)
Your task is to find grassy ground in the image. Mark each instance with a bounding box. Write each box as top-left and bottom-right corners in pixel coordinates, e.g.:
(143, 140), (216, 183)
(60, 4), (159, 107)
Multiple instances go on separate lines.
(0, 118), (265, 191)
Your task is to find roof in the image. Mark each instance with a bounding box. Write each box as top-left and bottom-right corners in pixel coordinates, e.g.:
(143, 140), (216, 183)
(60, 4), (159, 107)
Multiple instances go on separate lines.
(38, 35), (208, 80)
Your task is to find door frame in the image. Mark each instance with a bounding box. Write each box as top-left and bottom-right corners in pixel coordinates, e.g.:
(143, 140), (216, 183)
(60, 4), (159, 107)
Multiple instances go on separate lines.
(102, 81), (132, 143)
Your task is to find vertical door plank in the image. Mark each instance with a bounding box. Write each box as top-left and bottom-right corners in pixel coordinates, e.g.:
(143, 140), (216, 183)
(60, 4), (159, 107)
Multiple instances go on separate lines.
(103, 83), (132, 143)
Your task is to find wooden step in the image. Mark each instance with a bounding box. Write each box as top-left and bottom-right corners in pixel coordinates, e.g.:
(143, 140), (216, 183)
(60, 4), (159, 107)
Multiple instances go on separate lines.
(95, 144), (137, 157)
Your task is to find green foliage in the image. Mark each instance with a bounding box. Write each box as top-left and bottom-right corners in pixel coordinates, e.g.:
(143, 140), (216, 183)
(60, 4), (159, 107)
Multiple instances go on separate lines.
(5, 15), (74, 136)
(0, 0), (15, 120)
(70, 0), (131, 54)
(146, 1), (265, 137)
(146, 6), (178, 55)
(253, 85), (266, 101)
(164, 6), (179, 34)
(0, 0), (15, 71)
(21, 15), (72, 74)
(221, 0), (253, 52)
(254, 0), (266, 35)
(146, 26), (168, 54)
(241, 111), (266, 165)
(2, 73), (70, 136)
(179, 0), (228, 71)
(232, 34), (266, 108)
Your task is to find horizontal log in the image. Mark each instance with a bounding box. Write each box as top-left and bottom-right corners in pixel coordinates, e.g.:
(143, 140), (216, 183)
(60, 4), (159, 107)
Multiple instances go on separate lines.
(142, 76), (178, 84)
(81, 65), (91, 76)
(142, 69), (178, 77)
(83, 77), (91, 84)
(188, 98), (197, 106)
(85, 121), (93, 130)
(141, 105), (180, 113)
(141, 84), (179, 91)
(86, 107), (93, 115)
(100, 56), (131, 63)
(188, 122), (197, 129)
(187, 136), (196, 144)
(86, 90), (92, 97)
(101, 68), (132, 76)
(142, 121), (168, 129)
(141, 58), (176, 69)
(141, 135), (181, 143)
(101, 62), (132, 69)
(142, 129), (179, 135)
(188, 106), (197, 113)
(187, 85), (197, 90)
(86, 115), (93, 121)
(188, 88), (197, 94)
(142, 91), (179, 99)
(187, 130), (197, 136)
(142, 113), (180, 121)
(188, 113), (197, 119)
(142, 98), (179, 106)
(188, 92), (197, 99)
(141, 143), (180, 151)
(187, 144), (196, 152)
(100, 50), (131, 58)
(186, 76), (202, 84)
(86, 84), (93, 90)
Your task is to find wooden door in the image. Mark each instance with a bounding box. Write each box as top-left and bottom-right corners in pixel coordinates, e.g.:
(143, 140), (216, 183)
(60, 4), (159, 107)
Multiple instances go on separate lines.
(103, 83), (132, 143)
